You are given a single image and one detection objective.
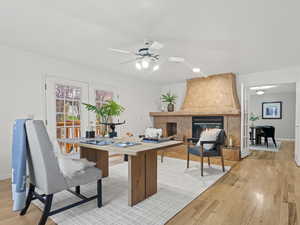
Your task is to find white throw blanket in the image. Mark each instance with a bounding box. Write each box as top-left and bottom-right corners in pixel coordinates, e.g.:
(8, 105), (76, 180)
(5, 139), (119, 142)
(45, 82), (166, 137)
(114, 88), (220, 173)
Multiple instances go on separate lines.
(52, 139), (96, 178)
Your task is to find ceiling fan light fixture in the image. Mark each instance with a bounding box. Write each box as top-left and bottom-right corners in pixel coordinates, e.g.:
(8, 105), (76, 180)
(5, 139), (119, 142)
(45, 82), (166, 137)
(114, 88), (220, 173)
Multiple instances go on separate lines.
(153, 64), (159, 71)
(192, 67), (201, 73)
(135, 62), (142, 70)
(142, 60), (149, 69)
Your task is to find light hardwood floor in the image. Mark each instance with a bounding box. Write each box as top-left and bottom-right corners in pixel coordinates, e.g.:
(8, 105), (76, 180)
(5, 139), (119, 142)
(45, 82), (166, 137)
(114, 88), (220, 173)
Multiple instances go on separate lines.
(0, 141), (298, 225)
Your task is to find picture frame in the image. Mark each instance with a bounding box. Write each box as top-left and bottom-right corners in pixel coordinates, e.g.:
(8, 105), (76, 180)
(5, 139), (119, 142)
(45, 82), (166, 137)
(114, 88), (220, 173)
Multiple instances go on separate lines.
(262, 101), (282, 119)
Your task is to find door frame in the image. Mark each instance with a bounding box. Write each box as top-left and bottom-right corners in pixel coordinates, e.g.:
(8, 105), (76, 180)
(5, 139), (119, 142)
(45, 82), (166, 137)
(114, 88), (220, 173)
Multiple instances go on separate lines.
(240, 82), (250, 158)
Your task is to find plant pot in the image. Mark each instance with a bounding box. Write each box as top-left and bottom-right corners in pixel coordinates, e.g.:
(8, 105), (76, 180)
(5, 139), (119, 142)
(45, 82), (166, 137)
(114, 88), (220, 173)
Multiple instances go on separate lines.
(167, 103), (174, 112)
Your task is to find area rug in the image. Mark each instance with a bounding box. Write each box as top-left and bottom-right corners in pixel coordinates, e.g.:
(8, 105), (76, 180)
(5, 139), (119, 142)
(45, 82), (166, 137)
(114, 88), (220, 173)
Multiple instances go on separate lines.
(33, 157), (230, 225)
(249, 141), (281, 152)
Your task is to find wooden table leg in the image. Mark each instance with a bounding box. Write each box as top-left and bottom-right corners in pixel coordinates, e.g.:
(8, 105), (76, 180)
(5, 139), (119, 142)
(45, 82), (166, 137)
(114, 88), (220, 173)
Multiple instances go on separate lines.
(128, 150), (157, 206)
(146, 150), (157, 198)
(80, 147), (109, 177)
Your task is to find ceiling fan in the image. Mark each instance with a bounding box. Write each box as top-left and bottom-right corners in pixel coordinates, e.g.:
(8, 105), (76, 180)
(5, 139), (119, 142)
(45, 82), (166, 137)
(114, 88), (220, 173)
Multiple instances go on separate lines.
(109, 40), (202, 73)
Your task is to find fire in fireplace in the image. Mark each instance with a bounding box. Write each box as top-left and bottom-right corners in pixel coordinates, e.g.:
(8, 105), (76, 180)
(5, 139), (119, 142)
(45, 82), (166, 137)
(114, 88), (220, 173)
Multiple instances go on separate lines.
(192, 116), (224, 139)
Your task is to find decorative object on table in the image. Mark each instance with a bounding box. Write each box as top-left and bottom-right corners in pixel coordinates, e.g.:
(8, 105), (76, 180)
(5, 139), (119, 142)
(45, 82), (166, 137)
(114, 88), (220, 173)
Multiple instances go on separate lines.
(85, 121), (95, 138)
(249, 112), (260, 127)
(81, 139), (114, 146)
(83, 100), (125, 137)
(262, 101), (282, 119)
(142, 136), (175, 143)
(126, 132), (134, 137)
(228, 135), (233, 148)
(145, 128), (163, 139)
(114, 141), (141, 148)
(161, 92), (177, 112)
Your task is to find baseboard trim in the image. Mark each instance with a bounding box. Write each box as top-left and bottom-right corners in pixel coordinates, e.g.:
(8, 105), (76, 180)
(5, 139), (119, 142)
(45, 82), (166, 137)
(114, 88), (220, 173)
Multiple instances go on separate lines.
(0, 173), (11, 181)
(277, 138), (295, 141)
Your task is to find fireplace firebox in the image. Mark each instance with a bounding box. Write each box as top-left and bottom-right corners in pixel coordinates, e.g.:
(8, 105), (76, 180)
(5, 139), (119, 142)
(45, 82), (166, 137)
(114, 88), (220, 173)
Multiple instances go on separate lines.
(192, 116), (224, 139)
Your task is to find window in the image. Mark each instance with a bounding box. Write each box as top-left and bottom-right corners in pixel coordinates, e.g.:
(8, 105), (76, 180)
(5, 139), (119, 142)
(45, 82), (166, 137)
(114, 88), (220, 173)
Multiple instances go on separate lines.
(56, 84), (82, 152)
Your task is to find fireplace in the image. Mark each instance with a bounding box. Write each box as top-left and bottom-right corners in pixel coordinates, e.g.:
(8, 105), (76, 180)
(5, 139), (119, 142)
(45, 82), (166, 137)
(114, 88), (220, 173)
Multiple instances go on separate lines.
(192, 116), (224, 139)
(166, 122), (177, 136)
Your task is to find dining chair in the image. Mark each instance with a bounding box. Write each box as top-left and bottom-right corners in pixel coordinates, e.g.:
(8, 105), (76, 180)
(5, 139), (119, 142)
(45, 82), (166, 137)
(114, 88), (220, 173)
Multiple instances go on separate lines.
(186, 130), (226, 176)
(20, 120), (103, 225)
(262, 126), (277, 148)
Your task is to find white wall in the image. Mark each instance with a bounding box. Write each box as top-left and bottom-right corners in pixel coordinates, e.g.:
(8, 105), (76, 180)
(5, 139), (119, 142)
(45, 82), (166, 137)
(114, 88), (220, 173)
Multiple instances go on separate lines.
(249, 92), (296, 139)
(0, 45), (161, 180)
(160, 82), (186, 111)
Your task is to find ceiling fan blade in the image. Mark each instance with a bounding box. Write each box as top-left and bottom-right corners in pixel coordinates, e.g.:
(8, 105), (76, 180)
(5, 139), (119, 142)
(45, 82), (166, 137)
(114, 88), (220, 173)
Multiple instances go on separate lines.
(108, 48), (132, 54)
(120, 58), (138, 64)
(168, 56), (185, 63)
(149, 41), (164, 50)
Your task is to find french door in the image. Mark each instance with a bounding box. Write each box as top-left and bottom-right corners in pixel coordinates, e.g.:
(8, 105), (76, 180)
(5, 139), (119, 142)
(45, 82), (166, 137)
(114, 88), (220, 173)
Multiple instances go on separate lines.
(240, 83), (250, 158)
(45, 76), (89, 153)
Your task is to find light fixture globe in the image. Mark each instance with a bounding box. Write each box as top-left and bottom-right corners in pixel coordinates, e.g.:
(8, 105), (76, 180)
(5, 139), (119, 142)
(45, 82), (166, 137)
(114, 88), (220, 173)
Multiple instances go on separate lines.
(153, 64), (159, 71)
(135, 62), (142, 70)
(142, 60), (149, 69)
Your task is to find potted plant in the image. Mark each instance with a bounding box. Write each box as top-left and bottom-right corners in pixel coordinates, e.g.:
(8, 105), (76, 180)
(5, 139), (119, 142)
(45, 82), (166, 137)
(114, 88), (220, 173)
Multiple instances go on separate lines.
(249, 113), (259, 127)
(161, 92), (177, 112)
(83, 100), (125, 137)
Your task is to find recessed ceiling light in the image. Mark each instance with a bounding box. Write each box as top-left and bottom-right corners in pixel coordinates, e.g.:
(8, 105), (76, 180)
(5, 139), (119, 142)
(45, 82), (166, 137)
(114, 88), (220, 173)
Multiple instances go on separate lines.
(135, 62), (142, 70)
(192, 68), (201, 73)
(153, 65), (159, 71)
(256, 90), (265, 95)
(250, 85), (277, 90)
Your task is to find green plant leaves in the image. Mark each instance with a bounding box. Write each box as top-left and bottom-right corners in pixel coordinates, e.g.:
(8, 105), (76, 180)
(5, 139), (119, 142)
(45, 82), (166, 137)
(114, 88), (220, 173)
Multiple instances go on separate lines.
(82, 100), (125, 123)
(161, 92), (177, 104)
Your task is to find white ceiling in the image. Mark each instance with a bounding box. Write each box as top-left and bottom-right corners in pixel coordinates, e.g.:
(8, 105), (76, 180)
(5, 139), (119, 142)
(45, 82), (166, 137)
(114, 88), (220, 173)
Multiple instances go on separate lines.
(1, 0), (300, 84)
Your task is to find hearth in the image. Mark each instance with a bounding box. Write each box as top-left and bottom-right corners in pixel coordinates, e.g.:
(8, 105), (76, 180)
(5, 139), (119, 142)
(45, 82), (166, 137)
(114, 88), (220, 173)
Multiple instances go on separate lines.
(192, 116), (224, 139)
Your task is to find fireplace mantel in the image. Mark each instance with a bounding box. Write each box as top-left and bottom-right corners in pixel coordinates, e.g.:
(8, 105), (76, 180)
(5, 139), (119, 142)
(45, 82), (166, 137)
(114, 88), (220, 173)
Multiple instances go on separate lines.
(150, 111), (240, 117)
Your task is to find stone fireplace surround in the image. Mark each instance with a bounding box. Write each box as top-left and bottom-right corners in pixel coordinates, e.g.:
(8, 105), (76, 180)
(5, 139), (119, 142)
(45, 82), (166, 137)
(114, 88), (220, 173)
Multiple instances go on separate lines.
(150, 73), (241, 152)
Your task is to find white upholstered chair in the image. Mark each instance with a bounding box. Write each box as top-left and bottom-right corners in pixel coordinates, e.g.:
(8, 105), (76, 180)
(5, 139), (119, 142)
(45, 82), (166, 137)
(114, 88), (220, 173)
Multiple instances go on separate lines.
(20, 120), (102, 225)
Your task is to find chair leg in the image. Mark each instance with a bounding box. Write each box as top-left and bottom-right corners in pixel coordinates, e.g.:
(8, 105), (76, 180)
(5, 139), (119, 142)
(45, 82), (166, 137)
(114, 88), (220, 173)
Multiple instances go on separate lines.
(265, 137), (268, 148)
(161, 151), (164, 163)
(187, 152), (190, 168)
(208, 156), (211, 167)
(201, 156), (204, 176)
(221, 155), (225, 172)
(20, 183), (35, 216)
(97, 179), (102, 208)
(38, 194), (53, 225)
(272, 137), (277, 148)
(75, 186), (80, 194)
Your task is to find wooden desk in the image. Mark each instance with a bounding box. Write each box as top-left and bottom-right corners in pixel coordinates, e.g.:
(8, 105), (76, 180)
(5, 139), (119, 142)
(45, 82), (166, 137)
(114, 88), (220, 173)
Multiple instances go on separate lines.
(79, 140), (182, 206)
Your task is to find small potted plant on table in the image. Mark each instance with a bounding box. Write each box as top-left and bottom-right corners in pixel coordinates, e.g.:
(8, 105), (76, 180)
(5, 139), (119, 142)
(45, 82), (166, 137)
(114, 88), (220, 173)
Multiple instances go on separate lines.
(249, 113), (260, 127)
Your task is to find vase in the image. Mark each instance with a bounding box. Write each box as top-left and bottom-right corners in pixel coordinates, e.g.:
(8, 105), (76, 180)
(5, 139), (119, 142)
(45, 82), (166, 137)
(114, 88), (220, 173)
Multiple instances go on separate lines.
(167, 103), (174, 112)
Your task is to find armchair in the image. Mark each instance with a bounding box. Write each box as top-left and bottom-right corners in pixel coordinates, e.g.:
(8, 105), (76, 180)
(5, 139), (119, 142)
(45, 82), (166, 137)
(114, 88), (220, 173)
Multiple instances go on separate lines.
(187, 130), (226, 176)
(20, 120), (103, 225)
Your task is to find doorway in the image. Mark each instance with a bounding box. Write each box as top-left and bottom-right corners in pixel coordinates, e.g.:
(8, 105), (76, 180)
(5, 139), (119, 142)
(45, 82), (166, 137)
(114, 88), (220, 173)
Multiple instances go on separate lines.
(246, 83), (296, 153)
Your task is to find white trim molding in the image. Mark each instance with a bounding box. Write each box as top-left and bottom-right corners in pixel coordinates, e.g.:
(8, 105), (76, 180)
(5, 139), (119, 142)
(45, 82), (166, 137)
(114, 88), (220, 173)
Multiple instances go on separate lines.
(277, 138), (295, 142)
(0, 172), (11, 181)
